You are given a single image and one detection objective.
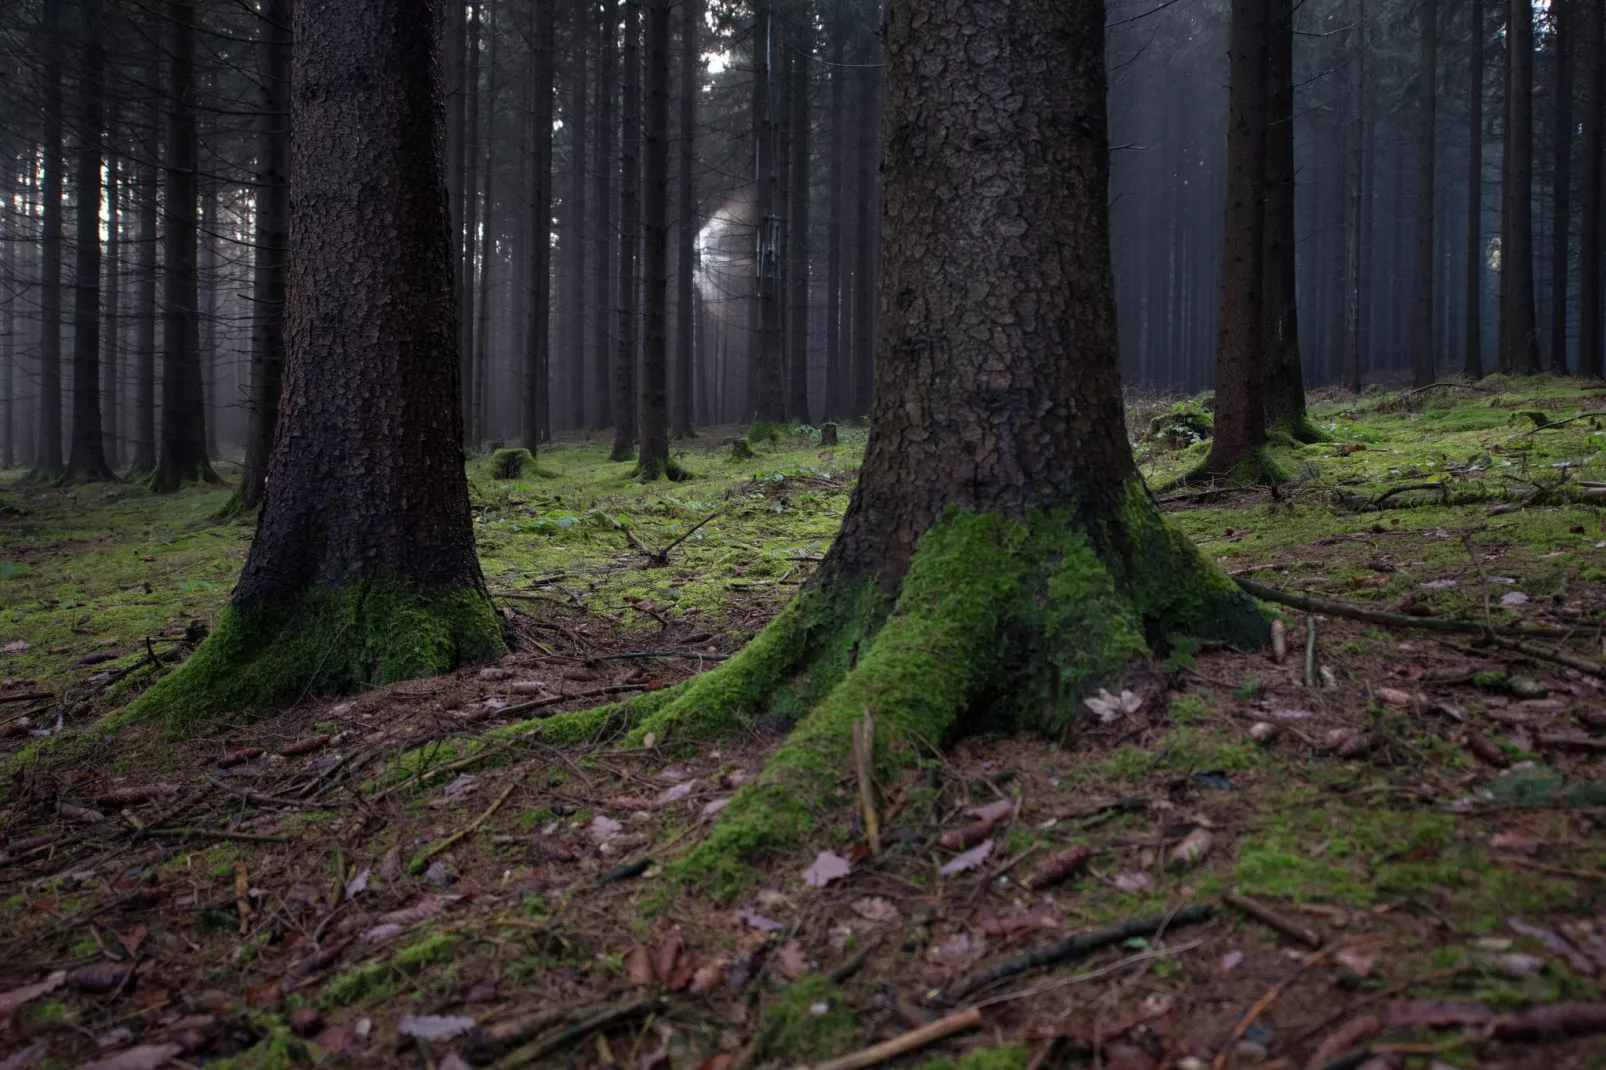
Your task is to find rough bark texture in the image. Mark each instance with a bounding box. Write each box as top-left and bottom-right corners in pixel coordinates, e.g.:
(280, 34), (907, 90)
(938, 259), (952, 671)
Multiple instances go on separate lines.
(1550, 0), (1573, 374)
(1, 161), (14, 469)
(635, 0), (680, 480)
(611, 0), (642, 460)
(229, 0), (291, 515)
(34, 0), (65, 476)
(1466, 0), (1485, 379)
(1585, 0), (1605, 378)
(66, 0), (115, 483)
(1410, 0), (1437, 388)
(131, 30), (160, 475)
(673, 0), (698, 437)
(1261, 0), (1307, 431)
(1201, 0), (1271, 479)
(523, 0), (556, 450)
(1500, 0), (1541, 374)
(152, 0), (218, 493)
(128, 0), (501, 735)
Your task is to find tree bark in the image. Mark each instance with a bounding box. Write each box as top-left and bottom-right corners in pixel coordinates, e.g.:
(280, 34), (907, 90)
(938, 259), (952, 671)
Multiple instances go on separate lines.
(849, 22), (878, 419)
(673, 0), (699, 437)
(611, 0), (642, 460)
(200, 173), (220, 459)
(566, 0), (589, 431)
(459, 2), (482, 443)
(1, 158), (14, 470)
(1201, 0), (1273, 480)
(749, 0), (785, 423)
(823, 0), (847, 421)
(1340, 0), (1366, 392)
(1261, 0), (1309, 434)
(33, 0), (65, 476)
(66, 0), (115, 483)
(1550, 0), (1574, 373)
(131, 28), (160, 475)
(1500, 0), (1541, 373)
(524, 0), (556, 450)
(103, 131), (122, 472)
(1584, 0), (1605, 378)
(1466, 0), (1485, 378)
(134, 0), (502, 734)
(785, 9), (812, 424)
(635, 0), (680, 480)
(592, 0), (617, 430)
(152, 0), (218, 493)
(229, 0), (291, 515)
(469, 12), (497, 450)
(1410, 0), (1437, 387)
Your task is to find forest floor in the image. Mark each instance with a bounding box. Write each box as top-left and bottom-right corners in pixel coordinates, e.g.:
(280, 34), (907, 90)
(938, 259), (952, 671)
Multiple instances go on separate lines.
(1, 378), (1606, 1070)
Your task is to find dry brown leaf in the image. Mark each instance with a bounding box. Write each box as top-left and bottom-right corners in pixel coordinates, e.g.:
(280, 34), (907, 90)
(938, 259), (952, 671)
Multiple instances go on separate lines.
(938, 839), (993, 876)
(626, 947), (654, 986)
(772, 940), (810, 980)
(0, 970), (66, 1019)
(73, 1044), (185, 1070)
(802, 850), (852, 887)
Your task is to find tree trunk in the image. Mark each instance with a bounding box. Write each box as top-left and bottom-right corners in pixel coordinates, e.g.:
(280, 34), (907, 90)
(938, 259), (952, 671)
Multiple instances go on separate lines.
(1410, 0), (1437, 387)
(523, 0), (556, 450)
(33, 0), (65, 477)
(1500, 0), (1541, 373)
(1, 159), (14, 470)
(103, 133), (122, 472)
(1201, 0), (1274, 482)
(228, 0), (291, 516)
(1261, 0), (1312, 437)
(785, 11), (812, 425)
(673, 0), (699, 438)
(749, 0), (785, 423)
(470, 15), (497, 451)
(131, 29), (160, 476)
(823, 0), (847, 421)
(1550, 0), (1574, 373)
(447, 0), (467, 396)
(1584, 0), (1605, 378)
(200, 176), (220, 458)
(849, 24), (878, 419)
(152, 0), (218, 493)
(558, 0), (1265, 890)
(635, 0), (681, 480)
(66, 0), (114, 483)
(133, 0), (502, 735)
(611, 0), (641, 460)
(592, 1), (617, 430)
(1466, 0), (1485, 378)
(1340, 0), (1366, 392)
(459, 2), (482, 444)
(566, 0), (589, 431)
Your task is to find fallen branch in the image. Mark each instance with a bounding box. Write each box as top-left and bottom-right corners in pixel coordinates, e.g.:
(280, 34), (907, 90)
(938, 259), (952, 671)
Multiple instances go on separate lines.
(586, 649), (730, 662)
(1213, 947), (1330, 1070)
(1485, 634), (1606, 680)
(0, 691), (53, 705)
(798, 1008), (984, 1070)
(1235, 578), (1590, 640)
(490, 997), (665, 1069)
(410, 781), (516, 874)
(646, 509), (723, 566)
(852, 709), (881, 858)
(1224, 892), (1323, 949)
(146, 827), (293, 844)
(944, 904), (1213, 1000)
(205, 776), (330, 811)
(470, 683), (650, 722)
(1303, 613), (1317, 687)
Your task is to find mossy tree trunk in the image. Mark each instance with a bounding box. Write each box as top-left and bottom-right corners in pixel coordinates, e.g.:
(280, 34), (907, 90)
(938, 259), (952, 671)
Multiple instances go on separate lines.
(128, 0), (502, 736)
(542, 0), (1267, 894)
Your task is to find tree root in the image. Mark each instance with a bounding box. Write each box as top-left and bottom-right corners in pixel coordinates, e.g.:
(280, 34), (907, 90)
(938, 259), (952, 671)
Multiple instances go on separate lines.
(1235, 577), (1595, 641)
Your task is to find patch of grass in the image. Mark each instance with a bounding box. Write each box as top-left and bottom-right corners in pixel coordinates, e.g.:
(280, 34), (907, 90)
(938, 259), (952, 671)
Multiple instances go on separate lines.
(760, 974), (857, 1062)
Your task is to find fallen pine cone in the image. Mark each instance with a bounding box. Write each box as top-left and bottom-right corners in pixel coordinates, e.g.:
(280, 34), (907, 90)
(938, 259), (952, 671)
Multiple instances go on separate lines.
(1466, 732), (1509, 768)
(279, 735), (330, 758)
(217, 747), (265, 769)
(1026, 846), (1092, 890)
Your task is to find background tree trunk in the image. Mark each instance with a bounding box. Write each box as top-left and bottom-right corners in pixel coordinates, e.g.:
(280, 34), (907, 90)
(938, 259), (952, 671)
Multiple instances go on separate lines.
(131, 31), (160, 475)
(1551, 0), (1574, 373)
(459, 3), (482, 444)
(823, 0), (847, 422)
(1340, 0), (1366, 392)
(785, 10), (811, 425)
(1466, 0), (1485, 378)
(1583, 0), (1605, 377)
(1500, 0), (1541, 373)
(67, 0), (114, 483)
(849, 24), (878, 419)
(524, 0), (556, 450)
(611, 0), (641, 460)
(592, 1), (617, 430)
(566, 0), (589, 431)
(230, 0), (291, 515)
(749, 0), (785, 423)
(153, 0), (218, 493)
(1261, 0), (1307, 431)
(1410, 0), (1437, 387)
(636, 0), (677, 479)
(673, 0), (699, 437)
(103, 134), (122, 472)
(34, 0), (66, 476)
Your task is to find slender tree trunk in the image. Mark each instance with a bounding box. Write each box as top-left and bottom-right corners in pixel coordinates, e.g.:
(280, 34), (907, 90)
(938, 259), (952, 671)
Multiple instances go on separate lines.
(1584, 0), (1605, 377)
(785, 10), (811, 424)
(850, 24), (878, 419)
(1201, 0), (1272, 479)
(592, 0), (617, 430)
(749, 0), (785, 423)
(1410, 0), (1437, 387)
(33, 0), (65, 476)
(1467, 0), (1486, 378)
(567, 0), (589, 430)
(636, 0), (678, 479)
(66, 0), (116, 482)
(1, 160), (14, 470)
(230, 0), (291, 515)
(459, 2), (482, 444)
(470, 12), (497, 450)
(103, 132), (122, 471)
(611, 0), (641, 460)
(1340, 0), (1366, 392)
(823, 0), (847, 421)
(1501, 0), (1541, 373)
(673, 0), (698, 437)
(153, 0), (218, 492)
(200, 178), (220, 458)
(1551, 0), (1574, 373)
(131, 31), (159, 475)
(1261, 0), (1307, 431)
(524, 0), (556, 450)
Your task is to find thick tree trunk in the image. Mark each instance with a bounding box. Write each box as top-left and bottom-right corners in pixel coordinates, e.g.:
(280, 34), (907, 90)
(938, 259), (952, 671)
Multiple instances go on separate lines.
(66, 0), (114, 483)
(1466, 0), (1485, 379)
(1201, 0), (1274, 481)
(673, 0), (698, 437)
(152, 0), (218, 493)
(1500, 0), (1541, 373)
(749, 0), (785, 423)
(785, 14), (811, 425)
(635, 0), (680, 480)
(1261, 0), (1311, 435)
(33, 0), (65, 477)
(611, 0), (641, 460)
(547, 0), (1265, 892)
(592, 1), (616, 430)
(1584, 0), (1605, 378)
(447, 0), (467, 397)
(229, 0), (291, 516)
(459, 3), (482, 444)
(1410, 0), (1437, 387)
(133, 0), (501, 735)
(1550, 0), (1573, 374)
(523, 0), (555, 450)
(131, 31), (159, 476)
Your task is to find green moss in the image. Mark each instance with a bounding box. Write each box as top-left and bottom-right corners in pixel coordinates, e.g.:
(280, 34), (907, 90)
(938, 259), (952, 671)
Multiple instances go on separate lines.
(632, 455), (692, 483)
(488, 447), (542, 479)
(728, 437), (756, 461)
(747, 420), (788, 446)
(760, 975), (857, 1062)
(1268, 412), (1333, 445)
(1143, 400), (1214, 450)
(915, 1047), (1029, 1070)
(116, 577), (504, 736)
(207, 1023), (306, 1069)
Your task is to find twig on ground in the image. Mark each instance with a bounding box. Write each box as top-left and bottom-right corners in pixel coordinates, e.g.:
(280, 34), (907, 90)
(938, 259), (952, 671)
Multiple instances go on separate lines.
(206, 776), (329, 811)
(1235, 578), (1590, 640)
(410, 781), (516, 874)
(851, 709), (880, 858)
(586, 650), (730, 662)
(944, 904), (1214, 1000)
(489, 997), (665, 1069)
(472, 684), (649, 722)
(1223, 892), (1323, 948)
(1484, 633), (1606, 680)
(797, 1008), (984, 1070)
(645, 510), (722, 565)
(1304, 613), (1317, 687)
(147, 827), (293, 844)
(1213, 946), (1331, 1069)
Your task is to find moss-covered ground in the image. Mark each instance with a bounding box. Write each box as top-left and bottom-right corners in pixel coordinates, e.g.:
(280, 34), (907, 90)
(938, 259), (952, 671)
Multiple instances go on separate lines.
(1, 390), (1605, 1069)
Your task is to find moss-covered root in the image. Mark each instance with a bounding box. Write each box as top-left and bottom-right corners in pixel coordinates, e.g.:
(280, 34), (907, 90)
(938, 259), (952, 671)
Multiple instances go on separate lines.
(1269, 411), (1333, 445)
(116, 580), (505, 737)
(678, 491), (1266, 896)
(490, 447), (539, 479)
(632, 456), (691, 483)
(1183, 443), (1292, 488)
